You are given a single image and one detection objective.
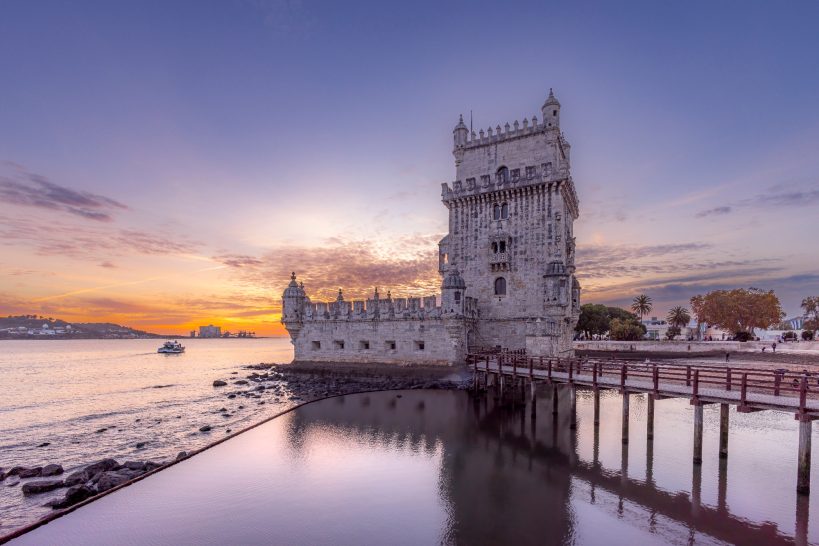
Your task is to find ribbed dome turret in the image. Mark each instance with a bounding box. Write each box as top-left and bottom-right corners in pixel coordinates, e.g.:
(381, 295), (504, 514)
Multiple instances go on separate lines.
(283, 272), (305, 298)
(442, 268), (466, 289)
(543, 88), (560, 108)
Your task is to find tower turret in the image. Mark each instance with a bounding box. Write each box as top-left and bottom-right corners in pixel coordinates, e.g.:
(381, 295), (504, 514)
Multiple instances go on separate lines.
(452, 114), (468, 168)
(441, 268), (467, 316)
(542, 88), (561, 129)
(281, 272), (307, 339)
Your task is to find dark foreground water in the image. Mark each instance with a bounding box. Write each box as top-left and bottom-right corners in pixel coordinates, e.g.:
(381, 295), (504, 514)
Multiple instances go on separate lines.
(9, 388), (819, 545)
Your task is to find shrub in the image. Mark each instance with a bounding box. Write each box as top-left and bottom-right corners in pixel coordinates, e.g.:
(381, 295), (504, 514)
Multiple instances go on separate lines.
(665, 326), (681, 340)
(783, 331), (797, 341)
(610, 318), (646, 341)
(734, 331), (753, 342)
(802, 330), (815, 341)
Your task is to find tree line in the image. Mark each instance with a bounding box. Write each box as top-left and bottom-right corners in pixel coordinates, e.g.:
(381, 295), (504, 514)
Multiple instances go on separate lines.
(576, 289), (819, 341)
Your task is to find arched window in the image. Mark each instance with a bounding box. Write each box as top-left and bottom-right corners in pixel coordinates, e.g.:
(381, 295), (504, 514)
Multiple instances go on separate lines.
(497, 166), (509, 183)
(501, 203), (509, 219)
(494, 277), (507, 296)
(491, 242), (498, 253)
(454, 291), (461, 303)
(493, 204), (500, 220)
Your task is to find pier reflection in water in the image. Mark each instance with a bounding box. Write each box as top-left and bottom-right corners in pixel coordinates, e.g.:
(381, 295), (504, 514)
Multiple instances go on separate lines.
(11, 388), (818, 545)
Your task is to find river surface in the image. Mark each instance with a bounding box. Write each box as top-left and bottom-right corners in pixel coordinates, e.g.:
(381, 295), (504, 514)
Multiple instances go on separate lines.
(9, 387), (819, 545)
(0, 338), (295, 534)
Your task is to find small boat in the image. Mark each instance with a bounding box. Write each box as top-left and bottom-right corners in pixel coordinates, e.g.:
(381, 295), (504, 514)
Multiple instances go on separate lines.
(158, 340), (185, 354)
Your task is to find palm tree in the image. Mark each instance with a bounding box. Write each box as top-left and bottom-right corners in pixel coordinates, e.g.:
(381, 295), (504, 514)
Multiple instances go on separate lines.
(631, 294), (653, 323)
(666, 306), (691, 329)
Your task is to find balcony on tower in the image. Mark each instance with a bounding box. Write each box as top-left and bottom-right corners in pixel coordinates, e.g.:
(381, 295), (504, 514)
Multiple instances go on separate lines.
(489, 232), (511, 272)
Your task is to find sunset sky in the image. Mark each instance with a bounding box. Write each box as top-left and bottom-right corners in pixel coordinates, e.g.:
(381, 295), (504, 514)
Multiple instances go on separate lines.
(2, 1), (819, 335)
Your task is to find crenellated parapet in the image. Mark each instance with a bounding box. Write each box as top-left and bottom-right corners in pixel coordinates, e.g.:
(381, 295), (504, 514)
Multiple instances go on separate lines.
(283, 279), (479, 328)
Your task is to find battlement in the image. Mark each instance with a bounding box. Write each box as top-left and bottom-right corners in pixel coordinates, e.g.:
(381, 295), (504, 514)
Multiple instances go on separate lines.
(441, 162), (578, 214)
(463, 115), (555, 149)
(292, 291), (479, 323)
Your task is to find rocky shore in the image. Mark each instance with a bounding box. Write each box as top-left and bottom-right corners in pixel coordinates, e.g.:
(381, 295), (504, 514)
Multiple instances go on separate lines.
(1, 360), (470, 531)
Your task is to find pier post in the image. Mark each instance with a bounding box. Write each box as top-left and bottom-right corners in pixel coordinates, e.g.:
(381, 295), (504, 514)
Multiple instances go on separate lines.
(593, 388), (600, 427)
(796, 494), (810, 546)
(622, 392), (630, 444)
(798, 418), (812, 495)
(647, 395), (655, 441)
(530, 380), (537, 418)
(719, 403), (729, 459)
(569, 385), (577, 429)
(717, 458), (728, 513)
(693, 403), (704, 464)
(552, 384), (559, 416)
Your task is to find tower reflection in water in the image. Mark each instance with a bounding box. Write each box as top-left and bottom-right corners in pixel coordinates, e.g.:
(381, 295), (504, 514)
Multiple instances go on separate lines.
(290, 388), (811, 545)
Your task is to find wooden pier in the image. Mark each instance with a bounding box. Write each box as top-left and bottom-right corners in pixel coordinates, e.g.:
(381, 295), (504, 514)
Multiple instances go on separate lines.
(470, 350), (819, 494)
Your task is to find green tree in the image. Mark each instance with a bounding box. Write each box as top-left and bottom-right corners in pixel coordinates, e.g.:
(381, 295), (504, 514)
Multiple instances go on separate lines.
(690, 288), (784, 336)
(666, 306), (691, 329)
(610, 318), (647, 341)
(575, 304), (610, 338)
(631, 294), (653, 322)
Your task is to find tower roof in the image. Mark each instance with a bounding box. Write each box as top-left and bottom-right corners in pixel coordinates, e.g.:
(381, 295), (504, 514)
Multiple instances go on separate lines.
(453, 114), (468, 132)
(283, 272), (306, 297)
(543, 88), (560, 108)
(442, 268), (467, 289)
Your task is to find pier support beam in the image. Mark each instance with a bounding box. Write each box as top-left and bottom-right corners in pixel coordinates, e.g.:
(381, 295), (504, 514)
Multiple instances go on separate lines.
(622, 392), (630, 444)
(530, 381), (537, 418)
(569, 385), (577, 429)
(719, 403), (729, 459)
(798, 418), (812, 495)
(552, 385), (559, 416)
(646, 395), (655, 441)
(693, 403), (704, 465)
(593, 389), (600, 427)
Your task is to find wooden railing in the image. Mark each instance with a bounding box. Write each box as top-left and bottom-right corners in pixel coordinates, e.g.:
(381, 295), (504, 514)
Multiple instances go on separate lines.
(467, 352), (817, 415)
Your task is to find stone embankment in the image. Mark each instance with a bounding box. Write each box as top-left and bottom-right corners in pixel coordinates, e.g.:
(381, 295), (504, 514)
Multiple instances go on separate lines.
(1, 360), (470, 520)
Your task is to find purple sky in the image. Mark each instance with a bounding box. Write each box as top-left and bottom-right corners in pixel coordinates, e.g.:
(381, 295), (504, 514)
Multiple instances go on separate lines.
(1, 1), (818, 333)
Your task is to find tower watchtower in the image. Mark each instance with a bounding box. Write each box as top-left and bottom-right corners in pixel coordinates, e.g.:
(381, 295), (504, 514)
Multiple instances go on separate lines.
(439, 90), (581, 355)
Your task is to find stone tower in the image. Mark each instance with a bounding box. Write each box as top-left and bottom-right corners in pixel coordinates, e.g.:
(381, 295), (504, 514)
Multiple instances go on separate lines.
(438, 90), (581, 356)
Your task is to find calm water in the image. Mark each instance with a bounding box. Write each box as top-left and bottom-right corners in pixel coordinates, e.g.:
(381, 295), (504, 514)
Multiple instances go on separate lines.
(0, 338), (294, 533)
(10, 388), (819, 545)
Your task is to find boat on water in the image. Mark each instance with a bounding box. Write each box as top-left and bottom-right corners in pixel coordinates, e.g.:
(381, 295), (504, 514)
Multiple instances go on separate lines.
(157, 340), (185, 354)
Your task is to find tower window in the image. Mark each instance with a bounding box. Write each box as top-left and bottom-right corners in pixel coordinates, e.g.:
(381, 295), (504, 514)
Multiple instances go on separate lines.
(501, 203), (509, 219)
(499, 241), (506, 253)
(454, 291), (461, 303)
(553, 110), (557, 116)
(492, 242), (498, 253)
(494, 277), (507, 296)
(493, 204), (500, 220)
(497, 166), (509, 183)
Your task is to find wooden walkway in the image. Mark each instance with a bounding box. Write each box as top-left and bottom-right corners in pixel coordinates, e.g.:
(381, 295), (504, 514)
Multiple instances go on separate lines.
(469, 351), (818, 494)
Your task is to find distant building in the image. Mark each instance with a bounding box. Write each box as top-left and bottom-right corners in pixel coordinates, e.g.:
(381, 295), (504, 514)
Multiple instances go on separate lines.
(199, 325), (222, 338)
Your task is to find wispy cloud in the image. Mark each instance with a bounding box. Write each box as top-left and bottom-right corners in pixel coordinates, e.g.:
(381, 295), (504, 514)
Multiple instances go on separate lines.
(0, 164), (127, 222)
(696, 206), (732, 218)
(0, 216), (203, 261)
(695, 182), (819, 218)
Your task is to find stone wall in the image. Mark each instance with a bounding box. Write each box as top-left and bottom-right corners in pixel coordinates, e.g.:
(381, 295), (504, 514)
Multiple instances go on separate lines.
(291, 317), (475, 366)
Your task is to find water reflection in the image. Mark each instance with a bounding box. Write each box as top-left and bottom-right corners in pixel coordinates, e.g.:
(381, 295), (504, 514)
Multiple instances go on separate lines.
(288, 388), (803, 545)
(10, 388), (816, 545)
